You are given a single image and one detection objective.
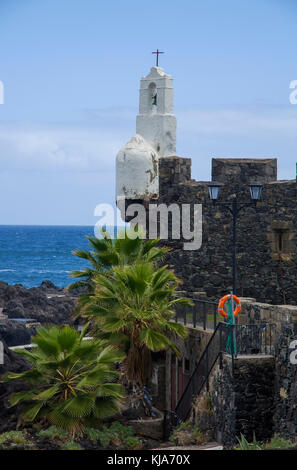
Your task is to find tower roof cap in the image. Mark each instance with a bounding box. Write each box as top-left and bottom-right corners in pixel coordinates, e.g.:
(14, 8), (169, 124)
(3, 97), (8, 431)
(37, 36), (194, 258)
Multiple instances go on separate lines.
(141, 66), (172, 81)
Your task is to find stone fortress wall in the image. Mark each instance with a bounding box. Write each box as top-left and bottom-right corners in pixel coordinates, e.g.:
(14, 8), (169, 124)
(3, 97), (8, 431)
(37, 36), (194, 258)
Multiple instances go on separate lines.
(157, 156), (297, 305)
(116, 65), (297, 305)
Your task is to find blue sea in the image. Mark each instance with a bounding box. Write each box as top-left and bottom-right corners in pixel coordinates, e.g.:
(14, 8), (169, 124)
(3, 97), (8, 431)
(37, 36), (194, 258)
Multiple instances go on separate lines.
(0, 225), (101, 288)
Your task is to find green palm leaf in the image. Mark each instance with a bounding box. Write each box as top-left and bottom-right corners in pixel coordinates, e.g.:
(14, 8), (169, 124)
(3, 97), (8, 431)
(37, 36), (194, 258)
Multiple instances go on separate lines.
(22, 402), (44, 421)
(3, 325), (125, 436)
(139, 329), (172, 351)
(62, 395), (95, 418)
(82, 258), (189, 386)
(9, 391), (36, 406)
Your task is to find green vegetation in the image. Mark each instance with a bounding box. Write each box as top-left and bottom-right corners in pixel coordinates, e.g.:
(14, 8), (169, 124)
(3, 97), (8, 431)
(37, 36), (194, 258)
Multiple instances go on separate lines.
(0, 431), (27, 448)
(38, 425), (68, 440)
(235, 433), (262, 450)
(85, 427), (103, 442)
(70, 227), (168, 303)
(235, 433), (296, 450)
(93, 421), (142, 449)
(61, 441), (84, 450)
(2, 231), (194, 449)
(82, 261), (191, 386)
(2, 324), (125, 436)
(169, 420), (207, 446)
(265, 434), (294, 449)
(37, 423), (141, 449)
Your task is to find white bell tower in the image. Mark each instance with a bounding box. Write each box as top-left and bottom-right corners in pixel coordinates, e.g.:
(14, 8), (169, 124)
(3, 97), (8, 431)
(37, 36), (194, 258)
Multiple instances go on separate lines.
(136, 65), (177, 157)
(116, 59), (178, 203)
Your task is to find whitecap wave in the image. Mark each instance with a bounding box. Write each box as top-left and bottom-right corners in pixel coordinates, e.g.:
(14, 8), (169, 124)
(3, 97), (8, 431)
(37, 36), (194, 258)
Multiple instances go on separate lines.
(28, 269), (72, 274)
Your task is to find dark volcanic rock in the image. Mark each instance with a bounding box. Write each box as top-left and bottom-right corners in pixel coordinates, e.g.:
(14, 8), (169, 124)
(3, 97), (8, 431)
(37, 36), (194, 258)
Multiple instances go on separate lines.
(39, 280), (62, 291)
(0, 336), (29, 432)
(0, 321), (37, 347)
(0, 281), (79, 432)
(1, 281), (77, 325)
(4, 300), (26, 318)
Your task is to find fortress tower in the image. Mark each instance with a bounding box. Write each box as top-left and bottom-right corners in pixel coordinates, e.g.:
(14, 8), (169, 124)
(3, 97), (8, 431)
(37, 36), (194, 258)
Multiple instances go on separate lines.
(116, 64), (176, 202)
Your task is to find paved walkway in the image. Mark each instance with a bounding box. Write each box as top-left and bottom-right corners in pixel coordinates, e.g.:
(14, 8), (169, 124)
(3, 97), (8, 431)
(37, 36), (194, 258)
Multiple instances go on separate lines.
(151, 442), (223, 450)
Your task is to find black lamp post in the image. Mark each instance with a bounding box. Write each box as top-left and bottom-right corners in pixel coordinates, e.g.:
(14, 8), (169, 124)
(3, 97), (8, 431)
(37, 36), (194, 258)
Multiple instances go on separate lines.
(207, 180), (263, 296)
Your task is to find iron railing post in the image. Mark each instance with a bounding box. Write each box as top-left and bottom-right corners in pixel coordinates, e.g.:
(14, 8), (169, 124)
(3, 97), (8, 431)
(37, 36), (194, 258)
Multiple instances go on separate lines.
(193, 303), (197, 329)
(219, 323), (223, 369)
(203, 302), (206, 330)
(206, 348), (209, 391)
(231, 324), (235, 374)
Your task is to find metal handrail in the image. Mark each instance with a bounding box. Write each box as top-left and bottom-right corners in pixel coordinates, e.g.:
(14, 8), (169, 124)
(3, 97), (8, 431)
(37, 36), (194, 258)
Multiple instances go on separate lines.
(175, 322), (223, 420)
(175, 321), (276, 422)
(174, 297), (219, 331)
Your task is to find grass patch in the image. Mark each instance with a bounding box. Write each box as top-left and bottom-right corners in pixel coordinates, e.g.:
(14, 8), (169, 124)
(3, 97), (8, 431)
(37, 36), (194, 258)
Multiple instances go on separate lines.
(93, 422), (142, 449)
(0, 431), (28, 448)
(169, 420), (208, 446)
(234, 433), (296, 450)
(38, 426), (68, 440)
(61, 441), (84, 450)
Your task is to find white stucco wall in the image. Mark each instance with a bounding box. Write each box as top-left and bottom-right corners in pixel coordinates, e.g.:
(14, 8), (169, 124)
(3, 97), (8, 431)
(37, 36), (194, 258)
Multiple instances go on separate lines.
(116, 134), (159, 201)
(136, 66), (176, 157)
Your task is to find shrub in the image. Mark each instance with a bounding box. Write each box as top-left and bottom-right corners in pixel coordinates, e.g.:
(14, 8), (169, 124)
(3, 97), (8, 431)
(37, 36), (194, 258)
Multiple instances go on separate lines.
(169, 421), (207, 446)
(235, 433), (262, 450)
(85, 427), (102, 442)
(38, 426), (68, 440)
(2, 325), (125, 436)
(0, 431), (27, 448)
(125, 436), (142, 450)
(264, 434), (294, 450)
(61, 441), (84, 450)
(94, 421), (141, 449)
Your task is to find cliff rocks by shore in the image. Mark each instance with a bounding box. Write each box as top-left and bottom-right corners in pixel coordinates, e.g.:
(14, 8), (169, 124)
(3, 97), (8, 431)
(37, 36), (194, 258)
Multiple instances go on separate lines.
(0, 280), (78, 346)
(0, 280), (80, 430)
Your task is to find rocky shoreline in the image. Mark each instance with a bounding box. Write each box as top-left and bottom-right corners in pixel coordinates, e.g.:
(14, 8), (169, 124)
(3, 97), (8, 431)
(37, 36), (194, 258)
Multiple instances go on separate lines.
(0, 280), (77, 347)
(0, 280), (78, 431)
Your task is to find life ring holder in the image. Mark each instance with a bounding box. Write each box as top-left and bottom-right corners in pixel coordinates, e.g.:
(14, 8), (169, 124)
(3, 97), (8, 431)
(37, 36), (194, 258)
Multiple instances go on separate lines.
(218, 294), (241, 318)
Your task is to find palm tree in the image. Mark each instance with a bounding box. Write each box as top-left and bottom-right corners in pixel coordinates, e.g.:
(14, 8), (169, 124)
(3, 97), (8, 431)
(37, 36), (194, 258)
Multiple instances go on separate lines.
(82, 262), (192, 388)
(2, 325), (125, 436)
(69, 227), (168, 306)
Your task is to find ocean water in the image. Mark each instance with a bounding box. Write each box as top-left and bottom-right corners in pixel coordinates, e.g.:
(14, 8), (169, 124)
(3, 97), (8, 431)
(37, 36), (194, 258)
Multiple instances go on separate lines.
(0, 225), (99, 288)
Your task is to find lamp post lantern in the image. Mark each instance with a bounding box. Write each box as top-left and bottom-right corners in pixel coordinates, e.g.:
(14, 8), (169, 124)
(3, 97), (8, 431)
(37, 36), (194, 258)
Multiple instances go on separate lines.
(207, 181), (263, 295)
(249, 181), (263, 202)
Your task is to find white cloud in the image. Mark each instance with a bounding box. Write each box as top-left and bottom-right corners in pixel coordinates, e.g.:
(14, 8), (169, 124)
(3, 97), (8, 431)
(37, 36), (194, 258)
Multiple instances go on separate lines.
(0, 122), (129, 172)
(178, 105), (297, 136)
(0, 104), (297, 179)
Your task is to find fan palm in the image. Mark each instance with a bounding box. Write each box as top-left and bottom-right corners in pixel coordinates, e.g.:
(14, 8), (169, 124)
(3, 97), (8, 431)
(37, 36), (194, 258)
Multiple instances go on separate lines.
(69, 227), (168, 306)
(82, 262), (192, 387)
(2, 325), (125, 436)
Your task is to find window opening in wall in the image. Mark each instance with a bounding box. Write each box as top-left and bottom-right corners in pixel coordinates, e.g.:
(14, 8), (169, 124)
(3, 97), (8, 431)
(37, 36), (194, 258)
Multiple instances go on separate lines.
(148, 82), (157, 110)
(276, 229), (285, 253)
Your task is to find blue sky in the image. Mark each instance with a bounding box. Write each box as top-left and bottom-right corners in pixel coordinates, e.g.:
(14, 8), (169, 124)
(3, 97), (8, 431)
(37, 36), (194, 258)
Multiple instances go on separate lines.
(0, 0), (297, 225)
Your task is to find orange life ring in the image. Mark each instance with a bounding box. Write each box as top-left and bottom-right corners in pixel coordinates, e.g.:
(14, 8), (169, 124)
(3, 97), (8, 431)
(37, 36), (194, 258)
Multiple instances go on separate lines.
(218, 294), (241, 318)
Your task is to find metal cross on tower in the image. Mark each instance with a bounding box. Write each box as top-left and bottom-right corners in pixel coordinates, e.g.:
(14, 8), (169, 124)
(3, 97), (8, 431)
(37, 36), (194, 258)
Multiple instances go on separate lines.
(152, 49), (164, 67)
